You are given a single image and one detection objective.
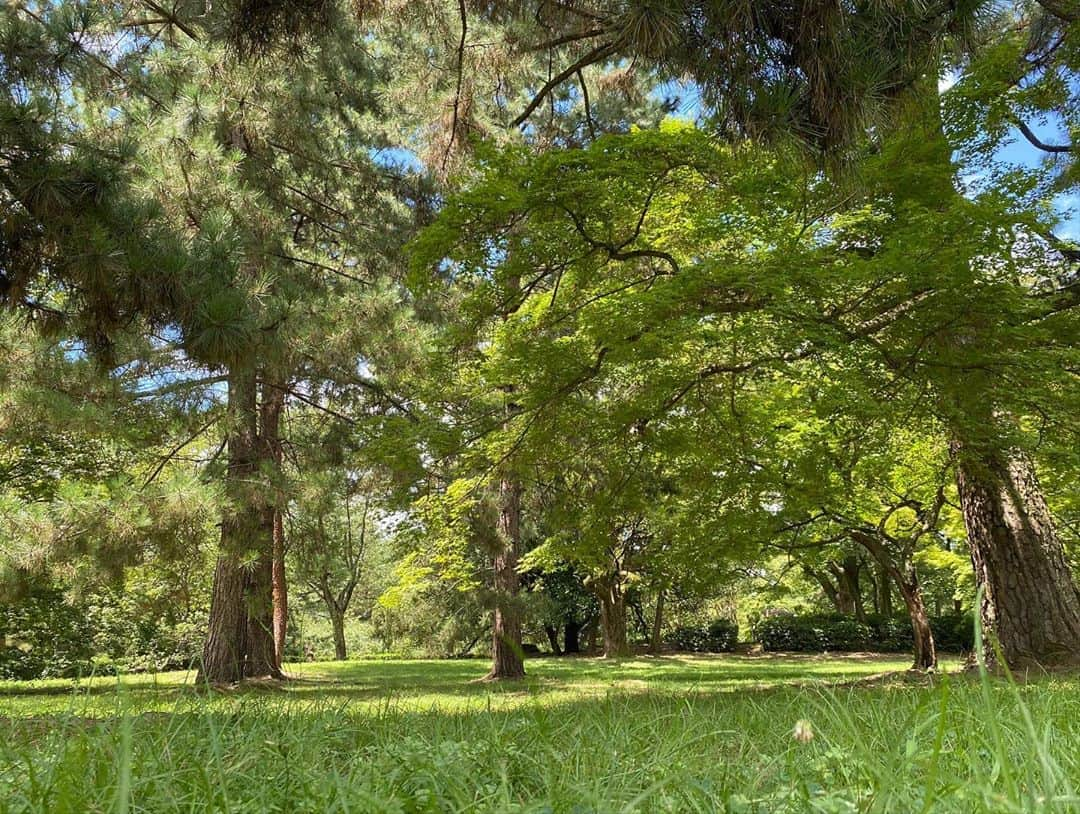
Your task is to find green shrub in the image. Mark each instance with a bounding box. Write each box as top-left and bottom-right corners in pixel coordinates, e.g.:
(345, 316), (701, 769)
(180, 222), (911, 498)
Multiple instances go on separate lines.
(667, 618), (738, 652)
(0, 587), (96, 680)
(754, 612), (976, 653)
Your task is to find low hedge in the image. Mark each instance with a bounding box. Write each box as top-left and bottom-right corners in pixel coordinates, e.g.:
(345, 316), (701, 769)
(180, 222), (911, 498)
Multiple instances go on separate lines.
(667, 618), (739, 652)
(753, 612), (975, 654)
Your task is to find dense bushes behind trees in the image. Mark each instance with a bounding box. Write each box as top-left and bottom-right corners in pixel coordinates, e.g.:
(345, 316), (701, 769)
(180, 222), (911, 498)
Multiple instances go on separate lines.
(753, 613), (975, 654)
(666, 619), (739, 652)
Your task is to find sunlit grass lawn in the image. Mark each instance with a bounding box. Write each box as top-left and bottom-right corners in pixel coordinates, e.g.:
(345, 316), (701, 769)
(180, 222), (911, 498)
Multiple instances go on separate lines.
(1, 653), (1078, 812)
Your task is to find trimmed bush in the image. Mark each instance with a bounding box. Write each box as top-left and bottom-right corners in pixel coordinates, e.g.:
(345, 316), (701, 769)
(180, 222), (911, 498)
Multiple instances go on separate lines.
(667, 618), (739, 652)
(753, 612), (976, 654)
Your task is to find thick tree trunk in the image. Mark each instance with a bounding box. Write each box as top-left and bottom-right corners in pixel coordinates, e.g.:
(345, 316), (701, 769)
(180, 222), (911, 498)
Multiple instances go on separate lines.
(329, 607), (347, 661)
(487, 475), (525, 679)
(199, 553), (248, 684)
(200, 368), (261, 684)
(564, 619), (581, 654)
(954, 444), (1080, 667)
(244, 554), (278, 677)
(895, 565), (937, 671)
(598, 582), (630, 658)
(650, 589), (665, 654)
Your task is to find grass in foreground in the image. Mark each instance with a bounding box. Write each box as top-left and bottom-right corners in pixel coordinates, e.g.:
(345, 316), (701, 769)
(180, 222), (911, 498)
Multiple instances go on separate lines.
(0, 653), (1078, 812)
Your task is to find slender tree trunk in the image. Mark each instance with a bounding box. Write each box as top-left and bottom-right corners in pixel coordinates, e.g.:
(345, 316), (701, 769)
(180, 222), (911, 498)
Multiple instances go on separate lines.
(954, 443), (1080, 667)
(544, 625), (562, 656)
(271, 508), (287, 668)
(564, 619), (581, 654)
(598, 581), (630, 658)
(329, 606), (347, 661)
(583, 615), (599, 655)
(805, 566), (844, 613)
(258, 386), (287, 671)
(650, 589), (665, 654)
(894, 565), (937, 671)
(487, 474), (525, 679)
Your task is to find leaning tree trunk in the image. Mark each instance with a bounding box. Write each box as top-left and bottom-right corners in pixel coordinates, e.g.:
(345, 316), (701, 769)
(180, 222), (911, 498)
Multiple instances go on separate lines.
(955, 443), (1080, 667)
(894, 564), (937, 671)
(598, 581), (630, 658)
(200, 368), (261, 684)
(486, 474), (525, 679)
(544, 625), (562, 656)
(650, 589), (665, 655)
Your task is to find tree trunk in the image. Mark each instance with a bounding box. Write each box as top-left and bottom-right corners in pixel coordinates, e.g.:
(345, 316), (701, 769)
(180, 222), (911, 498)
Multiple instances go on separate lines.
(544, 625), (562, 656)
(486, 474), (525, 679)
(650, 589), (665, 655)
(876, 561), (893, 617)
(271, 508), (287, 668)
(199, 553), (248, 684)
(895, 565), (937, 671)
(954, 444), (1080, 667)
(329, 606), (347, 661)
(842, 556), (865, 622)
(200, 368), (261, 684)
(564, 619), (581, 654)
(244, 554), (278, 677)
(598, 582), (630, 658)
(259, 385), (288, 672)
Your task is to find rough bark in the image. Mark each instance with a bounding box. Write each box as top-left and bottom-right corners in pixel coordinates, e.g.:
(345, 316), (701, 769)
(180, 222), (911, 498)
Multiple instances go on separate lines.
(954, 443), (1080, 667)
(486, 475), (525, 679)
(876, 561), (893, 617)
(259, 386), (287, 671)
(200, 368), (261, 684)
(650, 589), (665, 655)
(598, 581), (630, 658)
(199, 553), (248, 684)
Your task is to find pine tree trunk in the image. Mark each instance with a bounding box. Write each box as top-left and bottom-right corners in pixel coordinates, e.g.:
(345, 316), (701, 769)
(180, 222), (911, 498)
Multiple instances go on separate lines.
(200, 369), (262, 684)
(650, 589), (665, 654)
(599, 583), (630, 658)
(486, 475), (525, 679)
(245, 554), (278, 677)
(246, 380), (284, 679)
(330, 607), (347, 661)
(271, 508), (287, 669)
(199, 553), (248, 684)
(259, 386), (287, 672)
(954, 443), (1080, 667)
(895, 565), (937, 671)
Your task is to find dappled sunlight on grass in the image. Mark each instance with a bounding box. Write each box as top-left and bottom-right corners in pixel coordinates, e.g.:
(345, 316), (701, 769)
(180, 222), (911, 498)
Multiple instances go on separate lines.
(0, 652), (958, 719)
